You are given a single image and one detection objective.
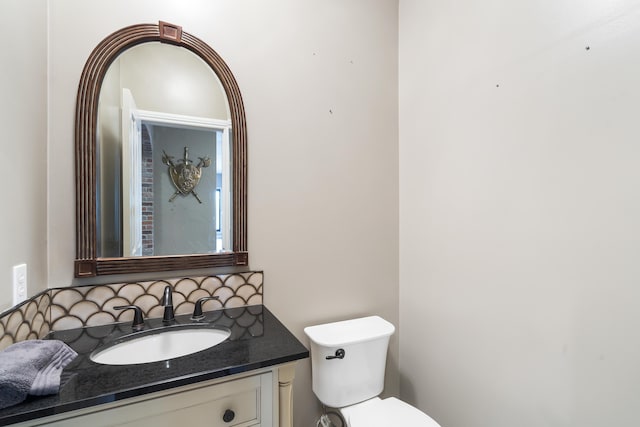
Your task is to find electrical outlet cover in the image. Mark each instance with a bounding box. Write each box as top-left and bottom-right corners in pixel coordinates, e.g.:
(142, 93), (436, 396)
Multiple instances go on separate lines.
(12, 264), (27, 305)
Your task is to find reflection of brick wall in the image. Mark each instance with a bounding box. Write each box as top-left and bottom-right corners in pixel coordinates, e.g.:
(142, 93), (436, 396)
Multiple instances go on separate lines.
(141, 124), (154, 255)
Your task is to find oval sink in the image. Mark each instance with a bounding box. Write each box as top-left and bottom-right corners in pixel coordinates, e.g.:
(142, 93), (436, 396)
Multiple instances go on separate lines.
(91, 327), (231, 365)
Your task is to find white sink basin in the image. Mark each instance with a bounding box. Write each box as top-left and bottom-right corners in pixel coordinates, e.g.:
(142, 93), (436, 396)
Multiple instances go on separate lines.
(91, 327), (231, 365)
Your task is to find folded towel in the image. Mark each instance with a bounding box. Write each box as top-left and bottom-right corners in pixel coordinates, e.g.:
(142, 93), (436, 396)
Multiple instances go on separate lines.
(0, 340), (77, 409)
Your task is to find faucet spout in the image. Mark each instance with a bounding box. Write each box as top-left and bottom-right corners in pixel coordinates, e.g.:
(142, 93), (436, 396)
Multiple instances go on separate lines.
(162, 285), (175, 323)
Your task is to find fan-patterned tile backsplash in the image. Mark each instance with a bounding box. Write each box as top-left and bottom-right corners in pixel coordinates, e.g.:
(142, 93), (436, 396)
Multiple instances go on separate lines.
(0, 271), (263, 350)
(0, 292), (51, 351)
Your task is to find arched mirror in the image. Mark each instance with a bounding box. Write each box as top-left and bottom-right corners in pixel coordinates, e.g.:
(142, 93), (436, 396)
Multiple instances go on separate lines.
(75, 22), (247, 277)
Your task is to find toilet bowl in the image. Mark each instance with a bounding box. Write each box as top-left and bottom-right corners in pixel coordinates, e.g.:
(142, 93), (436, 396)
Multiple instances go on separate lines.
(304, 316), (441, 427)
(340, 397), (440, 426)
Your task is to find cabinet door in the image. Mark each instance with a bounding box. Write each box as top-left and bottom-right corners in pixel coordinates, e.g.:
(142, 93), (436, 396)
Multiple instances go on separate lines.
(43, 372), (273, 427)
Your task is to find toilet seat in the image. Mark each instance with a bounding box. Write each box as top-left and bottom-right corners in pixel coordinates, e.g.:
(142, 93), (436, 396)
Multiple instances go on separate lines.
(340, 397), (441, 426)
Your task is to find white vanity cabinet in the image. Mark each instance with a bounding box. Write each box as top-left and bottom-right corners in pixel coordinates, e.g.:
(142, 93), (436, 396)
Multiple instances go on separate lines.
(18, 363), (297, 427)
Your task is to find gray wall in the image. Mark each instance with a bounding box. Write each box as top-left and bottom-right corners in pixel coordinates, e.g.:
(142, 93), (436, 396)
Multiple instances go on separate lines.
(151, 125), (218, 256)
(399, 1), (640, 426)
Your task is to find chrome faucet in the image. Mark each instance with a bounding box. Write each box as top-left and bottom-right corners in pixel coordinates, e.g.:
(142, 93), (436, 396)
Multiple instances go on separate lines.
(162, 285), (175, 323)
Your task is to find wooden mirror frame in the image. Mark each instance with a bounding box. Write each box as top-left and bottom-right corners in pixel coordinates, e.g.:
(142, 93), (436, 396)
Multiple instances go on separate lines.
(75, 22), (247, 277)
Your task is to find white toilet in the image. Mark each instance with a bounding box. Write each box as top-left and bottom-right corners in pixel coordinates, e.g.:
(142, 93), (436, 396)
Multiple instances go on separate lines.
(304, 316), (441, 426)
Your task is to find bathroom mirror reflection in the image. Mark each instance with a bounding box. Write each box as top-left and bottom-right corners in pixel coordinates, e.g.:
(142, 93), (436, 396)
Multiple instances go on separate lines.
(75, 22), (247, 277)
(97, 42), (232, 257)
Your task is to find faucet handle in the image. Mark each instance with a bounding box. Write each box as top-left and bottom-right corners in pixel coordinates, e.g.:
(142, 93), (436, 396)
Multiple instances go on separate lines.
(191, 296), (220, 320)
(114, 305), (144, 330)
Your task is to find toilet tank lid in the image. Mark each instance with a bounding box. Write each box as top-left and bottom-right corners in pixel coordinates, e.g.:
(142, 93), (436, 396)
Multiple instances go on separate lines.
(304, 316), (395, 347)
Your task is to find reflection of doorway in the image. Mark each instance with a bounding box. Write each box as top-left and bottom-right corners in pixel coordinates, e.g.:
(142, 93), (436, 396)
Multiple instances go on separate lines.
(121, 89), (142, 256)
(121, 89), (232, 257)
(146, 124), (219, 255)
(215, 188), (222, 249)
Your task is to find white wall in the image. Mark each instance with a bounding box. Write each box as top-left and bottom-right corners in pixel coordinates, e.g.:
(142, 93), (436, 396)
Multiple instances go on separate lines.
(399, 1), (640, 426)
(0, 0), (48, 312)
(118, 42), (229, 120)
(12, 0), (640, 425)
(47, 1), (399, 425)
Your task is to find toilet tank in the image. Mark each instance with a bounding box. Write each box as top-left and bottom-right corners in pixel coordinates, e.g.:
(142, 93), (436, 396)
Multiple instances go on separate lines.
(304, 316), (395, 408)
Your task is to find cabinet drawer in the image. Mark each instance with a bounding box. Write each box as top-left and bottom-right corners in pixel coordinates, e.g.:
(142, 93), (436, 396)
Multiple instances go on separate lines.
(121, 386), (260, 427)
(42, 372), (273, 427)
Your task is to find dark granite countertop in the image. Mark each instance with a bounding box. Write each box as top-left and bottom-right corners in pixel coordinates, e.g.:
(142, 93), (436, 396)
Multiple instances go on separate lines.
(0, 305), (309, 426)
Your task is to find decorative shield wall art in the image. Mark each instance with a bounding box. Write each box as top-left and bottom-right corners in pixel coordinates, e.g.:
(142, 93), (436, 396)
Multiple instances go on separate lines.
(162, 147), (211, 203)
